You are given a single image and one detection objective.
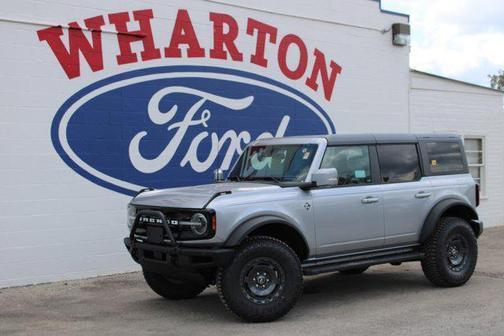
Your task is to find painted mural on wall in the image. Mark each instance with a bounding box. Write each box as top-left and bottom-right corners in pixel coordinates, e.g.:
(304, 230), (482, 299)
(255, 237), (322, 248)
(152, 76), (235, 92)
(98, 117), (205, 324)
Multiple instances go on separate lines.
(37, 8), (342, 195)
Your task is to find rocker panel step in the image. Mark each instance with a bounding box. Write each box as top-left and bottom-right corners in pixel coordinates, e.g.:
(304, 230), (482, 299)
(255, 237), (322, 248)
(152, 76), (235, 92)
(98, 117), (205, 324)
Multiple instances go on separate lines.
(302, 247), (424, 276)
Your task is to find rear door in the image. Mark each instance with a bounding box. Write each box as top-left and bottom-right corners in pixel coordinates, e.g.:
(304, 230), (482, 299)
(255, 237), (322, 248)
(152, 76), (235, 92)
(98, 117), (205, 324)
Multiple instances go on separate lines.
(311, 145), (385, 255)
(377, 144), (435, 246)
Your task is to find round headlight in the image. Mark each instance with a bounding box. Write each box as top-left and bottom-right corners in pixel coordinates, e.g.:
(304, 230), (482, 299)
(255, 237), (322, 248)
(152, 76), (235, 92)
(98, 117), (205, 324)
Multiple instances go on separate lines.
(190, 213), (208, 235)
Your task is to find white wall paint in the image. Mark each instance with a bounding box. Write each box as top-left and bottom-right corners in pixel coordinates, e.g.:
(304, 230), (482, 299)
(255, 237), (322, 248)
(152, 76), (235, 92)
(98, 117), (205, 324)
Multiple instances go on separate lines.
(410, 70), (504, 227)
(0, 0), (409, 288)
(3, 0), (501, 289)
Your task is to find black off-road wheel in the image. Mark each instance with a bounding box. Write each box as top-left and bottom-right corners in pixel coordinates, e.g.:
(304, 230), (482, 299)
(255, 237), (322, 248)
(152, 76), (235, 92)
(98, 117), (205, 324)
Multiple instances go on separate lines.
(216, 236), (303, 322)
(340, 266), (369, 275)
(143, 270), (208, 300)
(421, 217), (478, 287)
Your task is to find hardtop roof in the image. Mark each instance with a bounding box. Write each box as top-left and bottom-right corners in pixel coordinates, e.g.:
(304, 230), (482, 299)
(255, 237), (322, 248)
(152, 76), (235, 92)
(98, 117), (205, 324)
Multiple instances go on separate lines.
(325, 133), (460, 145)
(258, 133), (461, 146)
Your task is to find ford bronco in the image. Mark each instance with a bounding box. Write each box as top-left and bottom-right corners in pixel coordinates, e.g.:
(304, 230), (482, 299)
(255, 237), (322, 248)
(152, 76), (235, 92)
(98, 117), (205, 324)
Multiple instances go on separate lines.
(125, 134), (482, 322)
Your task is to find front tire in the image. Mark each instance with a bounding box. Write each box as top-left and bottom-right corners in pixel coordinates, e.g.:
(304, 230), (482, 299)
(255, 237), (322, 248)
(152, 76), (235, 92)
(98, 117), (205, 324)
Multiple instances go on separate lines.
(421, 217), (478, 287)
(217, 236), (303, 322)
(143, 270), (207, 300)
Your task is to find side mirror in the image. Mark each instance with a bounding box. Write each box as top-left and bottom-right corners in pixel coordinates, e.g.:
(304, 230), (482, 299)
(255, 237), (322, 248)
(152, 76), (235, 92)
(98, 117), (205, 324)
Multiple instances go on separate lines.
(311, 168), (338, 187)
(213, 168), (225, 183)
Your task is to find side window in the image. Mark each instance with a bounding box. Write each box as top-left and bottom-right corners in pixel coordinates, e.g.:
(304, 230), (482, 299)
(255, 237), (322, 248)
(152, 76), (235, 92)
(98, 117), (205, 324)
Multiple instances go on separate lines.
(320, 146), (372, 185)
(377, 144), (421, 183)
(425, 141), (466, 174)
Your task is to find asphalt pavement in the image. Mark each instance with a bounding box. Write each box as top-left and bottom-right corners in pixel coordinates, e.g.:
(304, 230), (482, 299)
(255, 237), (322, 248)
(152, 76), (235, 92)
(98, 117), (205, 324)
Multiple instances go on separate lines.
(1, 227), (503, 336)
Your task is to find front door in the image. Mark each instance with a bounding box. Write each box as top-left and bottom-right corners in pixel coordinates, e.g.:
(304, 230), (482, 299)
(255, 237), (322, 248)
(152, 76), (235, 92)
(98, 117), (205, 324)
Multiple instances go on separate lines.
(311, 145), (384, 256)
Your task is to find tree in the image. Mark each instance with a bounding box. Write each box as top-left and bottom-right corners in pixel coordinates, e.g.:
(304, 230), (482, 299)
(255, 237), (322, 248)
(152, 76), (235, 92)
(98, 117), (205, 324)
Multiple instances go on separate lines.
(489, 70), (504, 90)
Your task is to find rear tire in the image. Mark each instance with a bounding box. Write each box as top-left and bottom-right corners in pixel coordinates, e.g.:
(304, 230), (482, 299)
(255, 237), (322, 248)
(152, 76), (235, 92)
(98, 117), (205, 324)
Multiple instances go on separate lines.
(340, 267), (369, 275)
(421, 217), (478, 287)
(143, 270), (207, 300)
(217, 236), (303, 322)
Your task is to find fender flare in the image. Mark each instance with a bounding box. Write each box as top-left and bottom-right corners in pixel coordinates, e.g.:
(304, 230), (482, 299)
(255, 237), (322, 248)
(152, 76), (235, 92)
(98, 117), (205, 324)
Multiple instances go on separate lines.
(224, 215), (309, 249)
(419, 198), (479, 243)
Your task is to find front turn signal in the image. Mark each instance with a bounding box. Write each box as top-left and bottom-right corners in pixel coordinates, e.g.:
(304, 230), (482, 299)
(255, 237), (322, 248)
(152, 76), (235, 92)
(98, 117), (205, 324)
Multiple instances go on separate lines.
(212, 214), (217, 232)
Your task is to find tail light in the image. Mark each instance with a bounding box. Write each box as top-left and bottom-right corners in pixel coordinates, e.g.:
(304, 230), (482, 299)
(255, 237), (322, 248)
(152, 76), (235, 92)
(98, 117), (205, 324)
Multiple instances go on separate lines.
(475, 183), (480, 207)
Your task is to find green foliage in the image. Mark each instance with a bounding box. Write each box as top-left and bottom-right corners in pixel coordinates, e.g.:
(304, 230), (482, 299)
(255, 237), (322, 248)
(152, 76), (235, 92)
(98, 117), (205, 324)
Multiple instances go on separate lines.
(489, 70), (504, 90)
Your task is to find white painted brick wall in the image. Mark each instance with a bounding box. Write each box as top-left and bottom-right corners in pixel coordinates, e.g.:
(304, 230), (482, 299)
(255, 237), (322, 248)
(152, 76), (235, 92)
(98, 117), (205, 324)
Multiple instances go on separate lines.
(410, 71), (504, 227)
(0, 0), (410, 288)
(3, 0), (481, 288)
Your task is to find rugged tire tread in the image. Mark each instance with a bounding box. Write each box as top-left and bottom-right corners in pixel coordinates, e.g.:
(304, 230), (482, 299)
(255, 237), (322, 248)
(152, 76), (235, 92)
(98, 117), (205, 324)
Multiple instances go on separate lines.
(143, 270), (207, 300)
(216, 266), (229, 311)
(421, 216), (478, 287)
(216, 236), (303, 322)
(216, 236), (297, 316)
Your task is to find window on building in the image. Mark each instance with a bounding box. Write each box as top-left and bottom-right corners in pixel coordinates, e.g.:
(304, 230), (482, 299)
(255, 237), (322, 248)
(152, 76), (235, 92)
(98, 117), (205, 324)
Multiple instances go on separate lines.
(464, 137), (485, 195)
(377, 144), (421, 183)
(425, 141), (466, 174)
(320, 146), (372, 185)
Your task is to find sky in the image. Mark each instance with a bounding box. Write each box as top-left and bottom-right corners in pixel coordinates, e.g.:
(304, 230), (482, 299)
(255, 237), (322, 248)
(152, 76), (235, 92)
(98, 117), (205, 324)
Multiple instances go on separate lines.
(382, 0), (504, 87)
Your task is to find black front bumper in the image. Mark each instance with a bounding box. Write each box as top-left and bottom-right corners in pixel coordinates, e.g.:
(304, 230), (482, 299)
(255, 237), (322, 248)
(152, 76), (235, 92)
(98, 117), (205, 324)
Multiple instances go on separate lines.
(124, 238), (235, 274)
(126, 209), (235, 275)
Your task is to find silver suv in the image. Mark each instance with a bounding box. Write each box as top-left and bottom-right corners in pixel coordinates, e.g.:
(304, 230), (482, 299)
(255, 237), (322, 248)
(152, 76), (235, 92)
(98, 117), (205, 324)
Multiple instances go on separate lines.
(125, 134), (483, 322)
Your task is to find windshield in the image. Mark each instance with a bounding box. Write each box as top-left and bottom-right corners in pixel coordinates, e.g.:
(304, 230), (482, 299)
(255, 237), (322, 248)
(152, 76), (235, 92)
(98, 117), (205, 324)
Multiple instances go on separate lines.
(228, 144), (318, 183)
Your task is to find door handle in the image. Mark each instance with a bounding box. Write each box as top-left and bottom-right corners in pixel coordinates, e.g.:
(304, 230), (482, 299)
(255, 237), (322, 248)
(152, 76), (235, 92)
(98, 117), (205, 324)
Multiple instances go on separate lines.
(415, 191), (432, 199)
(361, 196), (380, 204)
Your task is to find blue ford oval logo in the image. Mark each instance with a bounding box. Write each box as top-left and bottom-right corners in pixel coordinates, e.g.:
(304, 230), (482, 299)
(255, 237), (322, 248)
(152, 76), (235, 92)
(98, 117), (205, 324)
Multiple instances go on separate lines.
(52, 66), (336, 195)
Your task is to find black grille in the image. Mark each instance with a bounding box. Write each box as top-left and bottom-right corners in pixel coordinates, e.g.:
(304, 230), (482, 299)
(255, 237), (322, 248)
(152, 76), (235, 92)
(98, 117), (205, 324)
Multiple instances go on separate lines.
(133, 209), (193, 241)
(131, 207), (215, 241)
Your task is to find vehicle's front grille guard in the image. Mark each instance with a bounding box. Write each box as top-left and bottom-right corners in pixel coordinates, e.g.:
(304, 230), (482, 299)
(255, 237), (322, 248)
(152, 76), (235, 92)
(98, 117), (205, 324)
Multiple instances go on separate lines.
(128, 191), (232, 253)
(129, 210), (178, 253)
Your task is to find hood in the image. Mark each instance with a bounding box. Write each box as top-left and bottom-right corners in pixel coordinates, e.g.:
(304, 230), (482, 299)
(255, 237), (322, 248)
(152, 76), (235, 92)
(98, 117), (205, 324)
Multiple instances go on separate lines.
(130, 182), (280, 209)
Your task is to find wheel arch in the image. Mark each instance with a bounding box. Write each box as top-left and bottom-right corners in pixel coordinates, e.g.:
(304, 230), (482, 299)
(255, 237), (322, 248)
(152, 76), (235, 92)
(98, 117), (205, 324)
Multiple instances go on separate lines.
(224, 216), (310, 261)
(420, 198), (480, 243)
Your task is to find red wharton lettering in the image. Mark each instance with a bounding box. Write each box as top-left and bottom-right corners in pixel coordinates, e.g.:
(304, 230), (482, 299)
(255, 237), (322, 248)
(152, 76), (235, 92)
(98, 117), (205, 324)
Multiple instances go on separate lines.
(37, 8), (342, 101)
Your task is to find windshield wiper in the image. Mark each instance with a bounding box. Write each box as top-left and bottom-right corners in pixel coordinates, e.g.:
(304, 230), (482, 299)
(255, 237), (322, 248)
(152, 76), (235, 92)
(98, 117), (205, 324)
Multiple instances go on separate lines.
(244, 176), (282, 184)
(228, 175), (242, 182)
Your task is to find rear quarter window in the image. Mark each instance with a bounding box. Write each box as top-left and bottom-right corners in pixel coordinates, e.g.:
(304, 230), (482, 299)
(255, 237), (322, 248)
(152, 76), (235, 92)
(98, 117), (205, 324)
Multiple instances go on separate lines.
(424, 141), (467, 175)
